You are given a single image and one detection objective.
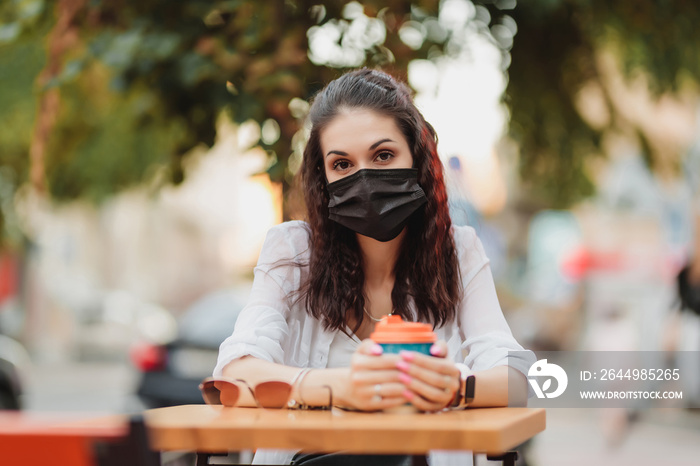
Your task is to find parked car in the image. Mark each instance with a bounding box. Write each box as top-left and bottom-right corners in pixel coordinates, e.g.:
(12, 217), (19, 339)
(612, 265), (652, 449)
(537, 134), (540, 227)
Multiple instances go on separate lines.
(0, 334), (24, 410)
(131, 288), (248, 408)
(0, 253), (24, 410)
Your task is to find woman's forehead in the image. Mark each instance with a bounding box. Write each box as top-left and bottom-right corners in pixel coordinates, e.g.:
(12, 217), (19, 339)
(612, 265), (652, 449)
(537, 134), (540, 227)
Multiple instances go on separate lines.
(320, 108), (408, 152)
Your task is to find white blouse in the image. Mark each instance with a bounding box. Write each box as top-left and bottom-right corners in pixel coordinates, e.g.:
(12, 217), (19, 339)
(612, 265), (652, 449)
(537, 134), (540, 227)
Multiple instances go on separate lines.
(327, 328), (361, 368)
(214, 221), (535, 465)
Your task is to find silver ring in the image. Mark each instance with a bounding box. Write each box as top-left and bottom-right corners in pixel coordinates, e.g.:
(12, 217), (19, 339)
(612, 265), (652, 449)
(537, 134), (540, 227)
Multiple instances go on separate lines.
(373, 384), (382, 403)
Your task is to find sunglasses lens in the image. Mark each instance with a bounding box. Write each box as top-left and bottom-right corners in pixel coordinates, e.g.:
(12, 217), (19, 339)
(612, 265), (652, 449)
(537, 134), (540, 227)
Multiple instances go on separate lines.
(200, 380), (239, 407)
(200, 381), (220, 405)
(255, 381), (292, 409)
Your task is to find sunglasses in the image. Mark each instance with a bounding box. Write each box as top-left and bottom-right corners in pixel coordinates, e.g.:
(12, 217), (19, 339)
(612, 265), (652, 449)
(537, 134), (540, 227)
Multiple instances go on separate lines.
(199, 377), (333, 410)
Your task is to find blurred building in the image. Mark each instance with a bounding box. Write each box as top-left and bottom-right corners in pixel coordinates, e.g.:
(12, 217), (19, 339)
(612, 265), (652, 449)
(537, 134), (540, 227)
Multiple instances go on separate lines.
(16, 117), (282, 362)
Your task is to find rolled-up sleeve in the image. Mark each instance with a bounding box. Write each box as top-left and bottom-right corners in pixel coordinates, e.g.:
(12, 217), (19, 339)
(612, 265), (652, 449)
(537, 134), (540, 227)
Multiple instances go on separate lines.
(213, 224), (306, 376)
(455, 227), (536, 377)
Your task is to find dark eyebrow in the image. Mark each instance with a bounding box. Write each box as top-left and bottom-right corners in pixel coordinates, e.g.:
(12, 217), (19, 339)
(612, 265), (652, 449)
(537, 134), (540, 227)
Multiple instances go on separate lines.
(325, 138), (395, 158)
(369, 138), (394, 150)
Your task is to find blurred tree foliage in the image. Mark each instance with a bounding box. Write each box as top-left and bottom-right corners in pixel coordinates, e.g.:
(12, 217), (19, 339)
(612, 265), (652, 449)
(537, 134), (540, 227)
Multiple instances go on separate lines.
(2, 0), (700, 247)
(500, 0), (700, 207)
(1, 0), (445, 216)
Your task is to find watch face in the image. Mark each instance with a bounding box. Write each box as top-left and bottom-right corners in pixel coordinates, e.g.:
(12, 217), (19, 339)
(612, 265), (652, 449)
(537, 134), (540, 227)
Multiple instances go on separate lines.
(465, 375), (475, 402)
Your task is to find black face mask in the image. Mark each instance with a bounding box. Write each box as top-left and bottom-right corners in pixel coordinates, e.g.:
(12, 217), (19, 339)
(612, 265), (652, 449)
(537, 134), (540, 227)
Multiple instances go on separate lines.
(327, 168), (427, 242)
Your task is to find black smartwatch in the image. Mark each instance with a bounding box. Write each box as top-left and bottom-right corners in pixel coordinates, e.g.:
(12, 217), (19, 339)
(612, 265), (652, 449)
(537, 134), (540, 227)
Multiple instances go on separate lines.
(450, 363), (475, 408)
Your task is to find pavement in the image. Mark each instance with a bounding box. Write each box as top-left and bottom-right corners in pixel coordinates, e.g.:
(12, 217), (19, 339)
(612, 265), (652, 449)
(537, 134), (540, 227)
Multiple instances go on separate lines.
(518, 408), (700, 466)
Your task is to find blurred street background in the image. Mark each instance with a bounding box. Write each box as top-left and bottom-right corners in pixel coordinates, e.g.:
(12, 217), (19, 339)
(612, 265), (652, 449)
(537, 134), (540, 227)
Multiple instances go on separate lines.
(2, 1), (700, 465)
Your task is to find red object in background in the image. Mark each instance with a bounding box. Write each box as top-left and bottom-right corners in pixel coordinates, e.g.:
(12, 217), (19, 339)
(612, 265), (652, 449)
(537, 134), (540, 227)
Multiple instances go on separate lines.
(130, 342), (167, 372)
(0, 412), (127, 466)
(561, 247), (625, 280)
(0, 252), (18, 305)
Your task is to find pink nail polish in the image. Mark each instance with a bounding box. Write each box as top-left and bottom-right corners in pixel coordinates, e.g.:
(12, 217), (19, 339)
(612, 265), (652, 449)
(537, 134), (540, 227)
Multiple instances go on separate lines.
(402, 389), (414, 400)
(371, 344), (383, 355)
(399, 350), (415, 361)
(430, 345), (441, 356)
(399, 373), (411, 384)
(396, 360), (410, 372)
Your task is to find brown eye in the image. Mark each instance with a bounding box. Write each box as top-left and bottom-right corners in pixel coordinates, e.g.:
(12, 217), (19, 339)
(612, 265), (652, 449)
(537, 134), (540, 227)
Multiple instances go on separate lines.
(333, 160), (351, 171)
(375, 151), (394, 163)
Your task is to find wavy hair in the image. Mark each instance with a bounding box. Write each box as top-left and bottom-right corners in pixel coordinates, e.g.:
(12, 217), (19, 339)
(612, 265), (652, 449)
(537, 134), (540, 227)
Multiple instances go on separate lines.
(299, 68), (461, 332)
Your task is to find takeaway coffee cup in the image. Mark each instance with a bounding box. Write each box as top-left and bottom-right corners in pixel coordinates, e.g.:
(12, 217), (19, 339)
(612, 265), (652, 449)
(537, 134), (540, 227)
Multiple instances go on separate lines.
(370, 315), (436, 355)
(370, 315), (437, 413)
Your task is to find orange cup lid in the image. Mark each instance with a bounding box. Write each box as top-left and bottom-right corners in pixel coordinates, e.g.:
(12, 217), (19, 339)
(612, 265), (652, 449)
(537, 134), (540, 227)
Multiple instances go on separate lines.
(369, 315), (437, 344)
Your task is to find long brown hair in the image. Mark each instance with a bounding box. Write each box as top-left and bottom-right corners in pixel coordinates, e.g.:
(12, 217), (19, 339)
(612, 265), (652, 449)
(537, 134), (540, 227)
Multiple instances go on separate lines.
(299, 68), (461, 332)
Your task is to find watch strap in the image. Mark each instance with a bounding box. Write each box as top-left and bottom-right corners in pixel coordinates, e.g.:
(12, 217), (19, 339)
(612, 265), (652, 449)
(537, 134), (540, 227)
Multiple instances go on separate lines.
(449, 363), (473, 408)
(463, 374), (475, 406)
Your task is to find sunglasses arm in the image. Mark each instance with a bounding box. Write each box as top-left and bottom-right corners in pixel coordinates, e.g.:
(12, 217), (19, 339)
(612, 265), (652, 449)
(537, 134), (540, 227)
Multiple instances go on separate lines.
(234, 378), (262, 408)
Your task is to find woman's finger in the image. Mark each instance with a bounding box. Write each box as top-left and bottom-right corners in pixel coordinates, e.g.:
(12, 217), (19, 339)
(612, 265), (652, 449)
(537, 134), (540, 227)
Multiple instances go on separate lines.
(429, 340), (449, 358)
(351, 378), (412, 411)
(350, 369), (402, 385)
(346, 340), (411, 411)
(352, 353), (401, 371)
(404, 390), (448, 412)
(396, 358), (458, 389)
(355, 338), (382, 355)
(360, 382), (407, 400)
(398, 350), (457, 375)
(396, 351), (460, 395)
(367, 395), (411, 411)
(394, 351), (460, 409)
(399, 371), (457, 406)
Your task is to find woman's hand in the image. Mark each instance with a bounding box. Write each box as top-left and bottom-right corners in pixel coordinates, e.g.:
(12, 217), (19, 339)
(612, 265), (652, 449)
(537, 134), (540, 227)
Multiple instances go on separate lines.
(396, 340), (460, 411)
(342, 339), (411, 411)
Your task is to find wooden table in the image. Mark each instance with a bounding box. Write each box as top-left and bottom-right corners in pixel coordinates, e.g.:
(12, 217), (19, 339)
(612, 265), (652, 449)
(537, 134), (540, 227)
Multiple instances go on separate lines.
(144, 405), (546, 465)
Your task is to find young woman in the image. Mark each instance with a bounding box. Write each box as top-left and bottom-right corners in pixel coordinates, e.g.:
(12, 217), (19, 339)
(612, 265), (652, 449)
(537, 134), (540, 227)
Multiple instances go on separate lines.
(213, 69), (535, 465)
